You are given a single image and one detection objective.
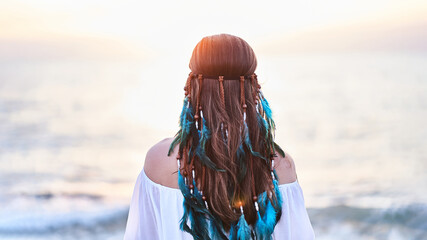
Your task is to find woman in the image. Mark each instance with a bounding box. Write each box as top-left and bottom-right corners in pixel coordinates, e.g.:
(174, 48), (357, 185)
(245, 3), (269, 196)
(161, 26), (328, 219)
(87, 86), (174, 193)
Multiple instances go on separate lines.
(124, 34), (315, 240)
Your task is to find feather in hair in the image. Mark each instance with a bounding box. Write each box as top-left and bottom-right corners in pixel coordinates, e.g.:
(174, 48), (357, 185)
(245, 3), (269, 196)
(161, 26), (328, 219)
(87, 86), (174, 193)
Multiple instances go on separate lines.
(236, 210), (252, 240)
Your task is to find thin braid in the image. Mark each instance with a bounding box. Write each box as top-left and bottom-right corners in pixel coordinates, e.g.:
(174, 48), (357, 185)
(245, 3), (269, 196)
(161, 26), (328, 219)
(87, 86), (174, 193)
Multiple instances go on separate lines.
(194, 74), (203, 129)
(240, 76), (247, 111)
(255, 74), (261, 95)
(197, 74), (203, 109)
(198, 75), (204, 132)
(218, 76), (225, 107)
(218, 76), (228, 143)
(251, 74), (257, 101)
(185, 73), (193, 100)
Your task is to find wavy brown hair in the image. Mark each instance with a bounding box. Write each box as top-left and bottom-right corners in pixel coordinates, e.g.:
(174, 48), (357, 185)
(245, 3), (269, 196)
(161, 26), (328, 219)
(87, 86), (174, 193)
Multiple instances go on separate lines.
(169, 34), (285, 234)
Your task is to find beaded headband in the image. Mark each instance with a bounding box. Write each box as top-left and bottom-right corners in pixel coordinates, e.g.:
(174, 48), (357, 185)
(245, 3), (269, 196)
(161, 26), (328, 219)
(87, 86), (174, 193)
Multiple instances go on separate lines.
(169, 71), (283, 239)
(188, 73), (254, 80)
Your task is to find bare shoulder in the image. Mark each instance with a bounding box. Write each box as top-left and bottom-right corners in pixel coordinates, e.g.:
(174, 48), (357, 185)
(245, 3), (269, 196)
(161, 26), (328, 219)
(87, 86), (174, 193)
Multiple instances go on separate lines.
(143, 137), (179, 189)
(273, 150), (298, 184)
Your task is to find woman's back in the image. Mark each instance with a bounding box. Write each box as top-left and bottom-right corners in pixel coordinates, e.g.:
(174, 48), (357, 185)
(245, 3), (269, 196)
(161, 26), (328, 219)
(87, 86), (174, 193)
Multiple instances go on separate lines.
(124, 138), (315, 239)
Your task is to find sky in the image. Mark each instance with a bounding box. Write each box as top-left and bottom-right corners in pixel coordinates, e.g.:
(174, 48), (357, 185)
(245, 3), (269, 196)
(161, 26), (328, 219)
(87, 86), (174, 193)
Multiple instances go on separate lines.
(0, 0), (426, 60)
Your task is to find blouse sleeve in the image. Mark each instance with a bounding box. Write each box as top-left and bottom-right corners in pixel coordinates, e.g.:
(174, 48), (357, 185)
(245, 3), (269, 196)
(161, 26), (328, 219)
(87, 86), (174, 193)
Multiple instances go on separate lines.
(272, 181), (316, 240)
(123, 169), (193, 240)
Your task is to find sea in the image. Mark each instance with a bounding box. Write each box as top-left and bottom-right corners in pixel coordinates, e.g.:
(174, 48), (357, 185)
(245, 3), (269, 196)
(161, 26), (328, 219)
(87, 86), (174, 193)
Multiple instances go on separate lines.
(0, 52), (426, 239)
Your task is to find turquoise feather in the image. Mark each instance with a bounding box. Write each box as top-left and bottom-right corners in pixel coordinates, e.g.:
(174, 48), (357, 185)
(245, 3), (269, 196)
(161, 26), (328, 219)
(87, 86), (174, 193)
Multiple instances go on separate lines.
(236, 214), (251, 240)
(194, 118), (224, 171)
(209, 216), (227, 240)
(259, 93), (272, 120)
(200, 118), (211, 150)
(262, 199), (276, 234)
(270, 169), (283, 206)
(272, 178), (283, 208)
(257, 191), (268, 214)
(168, 97), (190, 155)
(257, 191), (277, 236)
(257, 113), (269, 139)
(243, 120), (266, 160)
(178, 171), (211, 239)
(178, 164), (227, 239)
(255, 211), (270, 240)
(229, 222), (237, 240)
(259, 93), (276, 134)
(273, 179), (283, 224)
(180, 102), (194, 144)
(209, 219), (226, 240)
(178, 170), (194, 235)
(169, 96), (195, 156)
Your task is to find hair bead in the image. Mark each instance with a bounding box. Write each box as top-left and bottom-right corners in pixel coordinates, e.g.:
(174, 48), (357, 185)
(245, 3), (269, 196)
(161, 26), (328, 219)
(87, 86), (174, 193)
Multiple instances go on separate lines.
(254, 201), (259, 212)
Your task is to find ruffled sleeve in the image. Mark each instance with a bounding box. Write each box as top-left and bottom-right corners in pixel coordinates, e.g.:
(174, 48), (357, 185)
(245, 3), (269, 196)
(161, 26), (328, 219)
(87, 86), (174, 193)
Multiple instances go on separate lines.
(123, 169), (193, 240)
(272, 181), (315, 239)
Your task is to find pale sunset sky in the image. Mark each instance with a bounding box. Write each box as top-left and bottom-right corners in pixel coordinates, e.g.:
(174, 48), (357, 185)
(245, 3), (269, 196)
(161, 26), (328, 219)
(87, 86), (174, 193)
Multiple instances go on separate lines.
(0, 0), (426, 61)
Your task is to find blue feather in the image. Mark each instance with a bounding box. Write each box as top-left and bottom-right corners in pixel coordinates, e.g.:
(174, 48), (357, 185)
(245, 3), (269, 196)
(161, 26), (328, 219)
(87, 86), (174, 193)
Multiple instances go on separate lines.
(260, 97), (272, 120)
(209, 216), (227, 240)
(257, 192), (268, 213)
(236, 214), (251, 240)
(179, 170), (212, 239)
(255, 211), (270, 240)
(169, 97), (191, 155)
(229, 222), (237, 240)
(178, 171), (193, 234)
(257, 113), (269, 139)
(260, 94), (276, 132)
(243, 120), (266, 160)
(200, 118), (211, 149)
(273, 178), (283, 208)
(194, 118), (224, 171)
(257, 191), (276, 236)
(209, 220), (225, 240)
(177, 97), (194, 155)
(262, 199), (276, 235)
(179, 97), (189, 128)
(181, 106), (193, 139)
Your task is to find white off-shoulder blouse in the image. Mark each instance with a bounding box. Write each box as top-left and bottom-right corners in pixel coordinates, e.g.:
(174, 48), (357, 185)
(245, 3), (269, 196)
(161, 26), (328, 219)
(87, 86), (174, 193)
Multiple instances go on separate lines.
(124, 168), (315, 240)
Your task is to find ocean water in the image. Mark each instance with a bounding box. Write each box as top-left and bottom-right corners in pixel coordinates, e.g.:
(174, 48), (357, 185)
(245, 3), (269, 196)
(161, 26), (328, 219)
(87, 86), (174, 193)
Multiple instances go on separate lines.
(0, 52), (426, 239)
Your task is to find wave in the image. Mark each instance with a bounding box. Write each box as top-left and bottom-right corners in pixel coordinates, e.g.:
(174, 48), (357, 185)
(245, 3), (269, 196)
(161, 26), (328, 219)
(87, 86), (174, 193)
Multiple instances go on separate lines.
(0, 204), (128, 235)
(308, 204), (427, 240)
(1, 201), (427, 239)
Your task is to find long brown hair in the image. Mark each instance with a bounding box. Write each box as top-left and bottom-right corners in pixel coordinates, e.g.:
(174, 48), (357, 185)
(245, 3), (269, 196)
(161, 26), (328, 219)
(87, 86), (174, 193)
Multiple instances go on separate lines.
(169, 34), (285, 234)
